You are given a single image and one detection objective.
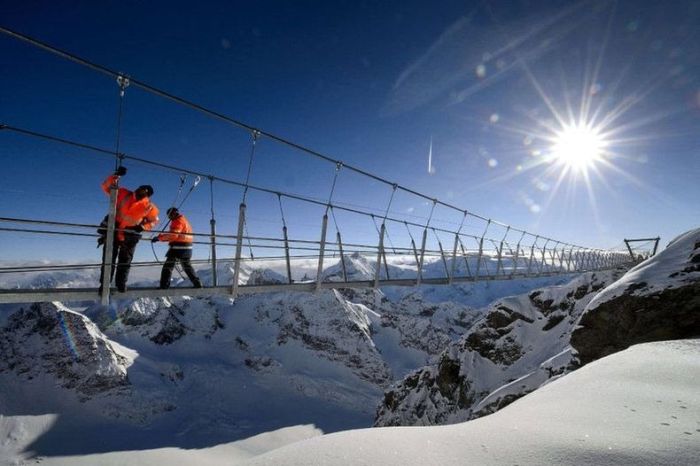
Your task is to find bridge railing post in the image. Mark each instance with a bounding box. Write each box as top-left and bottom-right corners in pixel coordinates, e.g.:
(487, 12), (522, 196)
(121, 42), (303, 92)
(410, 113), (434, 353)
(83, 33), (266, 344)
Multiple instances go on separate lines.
(336, 231), (348, 283)
(538, 239), (550, 275)
(416, 228), (428, 286)
(283, 226), (293, 284)
(526, 235), (539, 276)
(374, 222), (386, 288)
(231, 203), (246, 297)
(449, 233), (460, 284)
(458, 236), (473, 279)
(100, 182), (118, 305)
(208, 177), (218, 287)
(495, 226), (510, 277)
(434, 230), (450, 281)
(209, 218), (218, 287)
(511, 232), (525, 278)
(475, 219), (491, 279)
(316, 213), (329, 291)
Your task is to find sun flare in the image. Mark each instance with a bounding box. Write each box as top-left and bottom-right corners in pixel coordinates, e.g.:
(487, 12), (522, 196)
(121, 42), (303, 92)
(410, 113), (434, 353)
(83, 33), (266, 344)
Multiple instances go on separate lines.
(551, 124), (606, 171)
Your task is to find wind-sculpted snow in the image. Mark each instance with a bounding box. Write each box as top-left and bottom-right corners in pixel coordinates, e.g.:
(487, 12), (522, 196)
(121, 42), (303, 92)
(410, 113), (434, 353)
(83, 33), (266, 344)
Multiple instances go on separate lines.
(0, 302), (132, 397)
(375, 270), (621, 426)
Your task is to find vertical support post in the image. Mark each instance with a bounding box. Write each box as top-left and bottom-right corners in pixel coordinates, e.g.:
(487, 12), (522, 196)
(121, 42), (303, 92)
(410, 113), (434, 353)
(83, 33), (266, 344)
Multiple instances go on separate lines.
(374, 222), (386, 288)
(527, 236), (539, 276)
(557, 247), (567, 272)
(511, 232), (525, 278)
(209, 177), (218, 287)
(409, 238), (421, 277)
(336, 231), (348, 282)
(231, 203), (246, 297)
(316, 213), (329, 291)
(624, 240), (635, 262)
(435, 232), (450, 281)
(538, 239), (550, 275)
(475, 237), (484, 278)
(549, 242), (560, 272)
(458, 237), (473, 279)
(209, 218), (218, 287)
(652, 237), (660, 256)
(449, 233), (460, 284)
(100, 183), (118, 305)
(283, 226), (293, 284)
(566, 246), (574, 272)
(495, 226), (510, 277)
(575, 250), (582, 272)
(416, 228), (428, 286)
(475, 219), (491, 278)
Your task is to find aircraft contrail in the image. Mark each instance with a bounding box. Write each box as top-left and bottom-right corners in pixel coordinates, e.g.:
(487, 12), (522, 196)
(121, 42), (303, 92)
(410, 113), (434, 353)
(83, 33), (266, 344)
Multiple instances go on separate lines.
(428, 136), (435, 175)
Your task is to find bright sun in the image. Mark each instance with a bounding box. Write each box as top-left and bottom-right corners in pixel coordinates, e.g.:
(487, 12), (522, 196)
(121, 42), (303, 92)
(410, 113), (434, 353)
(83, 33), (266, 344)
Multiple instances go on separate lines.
(551, 124), (606, 171)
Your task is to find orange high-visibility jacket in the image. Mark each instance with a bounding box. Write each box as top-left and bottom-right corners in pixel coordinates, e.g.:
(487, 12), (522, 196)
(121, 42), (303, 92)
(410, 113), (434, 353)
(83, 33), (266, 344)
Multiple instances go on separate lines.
(101, 175), (160, 241)
(158, 214), (194, 244)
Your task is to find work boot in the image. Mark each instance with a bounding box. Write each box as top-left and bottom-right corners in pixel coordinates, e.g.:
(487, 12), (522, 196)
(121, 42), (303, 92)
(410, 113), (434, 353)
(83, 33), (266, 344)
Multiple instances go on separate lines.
(192, 278), (203, 288)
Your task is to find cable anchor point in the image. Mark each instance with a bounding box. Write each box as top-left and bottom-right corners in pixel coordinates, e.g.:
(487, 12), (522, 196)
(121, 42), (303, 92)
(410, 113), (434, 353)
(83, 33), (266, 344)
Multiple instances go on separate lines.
(116, 74), (130, 96)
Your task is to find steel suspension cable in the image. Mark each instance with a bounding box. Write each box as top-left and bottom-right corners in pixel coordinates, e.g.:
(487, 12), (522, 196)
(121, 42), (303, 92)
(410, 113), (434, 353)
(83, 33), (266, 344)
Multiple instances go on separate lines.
(1, 123), (595, 250)
(0, 25), (572, 245)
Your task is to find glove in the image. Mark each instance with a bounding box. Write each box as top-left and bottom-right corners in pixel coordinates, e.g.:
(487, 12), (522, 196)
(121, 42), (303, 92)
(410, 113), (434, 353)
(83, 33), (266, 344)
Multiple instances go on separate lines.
(115, 166), (127, 177)
(151, 237), (159, 243)
(130, 225), (144, 233)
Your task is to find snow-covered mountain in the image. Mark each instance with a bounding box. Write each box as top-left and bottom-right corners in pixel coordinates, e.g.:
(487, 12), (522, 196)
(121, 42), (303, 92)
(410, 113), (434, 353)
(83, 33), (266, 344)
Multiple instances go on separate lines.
(374, 269), (621, 426)
(6, 252), (548, 461)
(0, 302), (132, 398)
(4, 233), (695, 464)
(375, 228), (700, 428)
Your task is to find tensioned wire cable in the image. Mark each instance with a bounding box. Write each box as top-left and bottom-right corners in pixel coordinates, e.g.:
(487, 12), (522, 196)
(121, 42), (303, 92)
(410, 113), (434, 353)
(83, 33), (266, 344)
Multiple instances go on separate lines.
(0, 25), (597, 246)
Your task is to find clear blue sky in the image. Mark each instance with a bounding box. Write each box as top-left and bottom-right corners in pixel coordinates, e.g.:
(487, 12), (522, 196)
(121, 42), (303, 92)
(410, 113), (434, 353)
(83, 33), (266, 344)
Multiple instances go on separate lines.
(1, 0), (698, 263)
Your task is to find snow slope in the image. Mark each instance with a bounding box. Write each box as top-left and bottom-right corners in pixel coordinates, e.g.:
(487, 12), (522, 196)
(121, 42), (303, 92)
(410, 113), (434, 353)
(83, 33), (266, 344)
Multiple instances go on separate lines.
(248, 339), (700, 466)
(375, 270), (621, 426)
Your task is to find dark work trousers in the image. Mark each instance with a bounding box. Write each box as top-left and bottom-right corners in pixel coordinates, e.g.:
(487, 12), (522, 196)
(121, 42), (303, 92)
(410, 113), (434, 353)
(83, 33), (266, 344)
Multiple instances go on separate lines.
(99, 232), (139, 292)
(160, 247), (202, 289)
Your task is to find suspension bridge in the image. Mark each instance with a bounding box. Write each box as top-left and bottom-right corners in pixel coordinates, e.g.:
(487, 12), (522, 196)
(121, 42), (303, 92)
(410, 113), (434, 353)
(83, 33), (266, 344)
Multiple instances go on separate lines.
(0, 27), (658, 306)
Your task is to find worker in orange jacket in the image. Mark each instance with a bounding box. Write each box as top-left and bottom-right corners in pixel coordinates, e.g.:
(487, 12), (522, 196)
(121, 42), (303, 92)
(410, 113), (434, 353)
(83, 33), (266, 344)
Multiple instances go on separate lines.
(99, 166), (159, 292)
(151, 207), (202, 289)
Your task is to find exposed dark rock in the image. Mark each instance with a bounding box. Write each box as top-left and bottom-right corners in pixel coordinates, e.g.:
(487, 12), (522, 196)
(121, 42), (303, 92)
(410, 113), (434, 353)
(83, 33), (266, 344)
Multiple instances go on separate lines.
(436, 357), (461, 397)
(543, 313), (566, 331)
(472, 392), (528, 419)
(571, 282), (700, 365)
(150, 315), (187, 345)
(573, 285), (589, 300)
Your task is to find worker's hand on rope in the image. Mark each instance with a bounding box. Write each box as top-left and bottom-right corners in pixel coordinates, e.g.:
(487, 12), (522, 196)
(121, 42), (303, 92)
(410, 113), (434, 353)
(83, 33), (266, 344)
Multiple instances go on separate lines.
(130, 225), (144, 233)
(115, 166), (127, 177)
(151, 237), (159, 243)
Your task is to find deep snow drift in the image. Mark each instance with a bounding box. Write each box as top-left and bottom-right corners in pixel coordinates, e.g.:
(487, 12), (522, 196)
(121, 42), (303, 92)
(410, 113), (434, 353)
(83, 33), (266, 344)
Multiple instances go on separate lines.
(248, 339), (700, 466)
